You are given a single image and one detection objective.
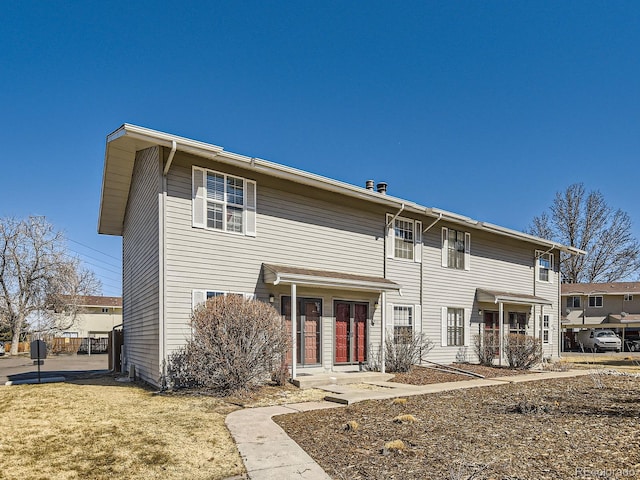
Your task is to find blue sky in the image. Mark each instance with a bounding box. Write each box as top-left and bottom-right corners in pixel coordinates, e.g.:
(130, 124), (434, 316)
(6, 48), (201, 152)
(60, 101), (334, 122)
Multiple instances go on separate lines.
(1, 1), (639, 295)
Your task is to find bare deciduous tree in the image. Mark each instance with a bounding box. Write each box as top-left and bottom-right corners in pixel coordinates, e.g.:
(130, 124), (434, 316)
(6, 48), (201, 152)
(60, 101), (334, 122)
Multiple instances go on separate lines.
(0, 216), (101, 354)
(528, 183), (640, 283)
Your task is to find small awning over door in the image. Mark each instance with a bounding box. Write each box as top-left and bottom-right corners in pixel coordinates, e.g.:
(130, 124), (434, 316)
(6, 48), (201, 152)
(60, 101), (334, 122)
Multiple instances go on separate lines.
(476, 289), (552, 306)
(263, 263), (402, 292)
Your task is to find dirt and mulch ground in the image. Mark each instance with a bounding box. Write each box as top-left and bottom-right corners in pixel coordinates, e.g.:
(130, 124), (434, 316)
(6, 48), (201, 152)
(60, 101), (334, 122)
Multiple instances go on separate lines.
(275, 368), (640, 480)
(390, 363), (536, 385)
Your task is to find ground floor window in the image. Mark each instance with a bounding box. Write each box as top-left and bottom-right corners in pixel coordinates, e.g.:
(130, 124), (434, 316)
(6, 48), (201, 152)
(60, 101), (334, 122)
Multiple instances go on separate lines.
(508, 312), (527, 335)
(393, 305), (413, 343)
(447, 308), (464, 346)
(543, 315), (550, 344)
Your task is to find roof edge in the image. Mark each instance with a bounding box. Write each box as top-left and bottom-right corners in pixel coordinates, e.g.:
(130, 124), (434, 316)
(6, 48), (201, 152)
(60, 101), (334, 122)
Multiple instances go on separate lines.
(98, 124), (584, 254)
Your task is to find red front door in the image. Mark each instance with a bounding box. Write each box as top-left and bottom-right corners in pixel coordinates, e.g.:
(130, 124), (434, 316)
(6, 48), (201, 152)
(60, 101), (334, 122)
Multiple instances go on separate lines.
(335, 302), (350, 363)
(335, 301), (368, 364)
(354, 303), (367, 362)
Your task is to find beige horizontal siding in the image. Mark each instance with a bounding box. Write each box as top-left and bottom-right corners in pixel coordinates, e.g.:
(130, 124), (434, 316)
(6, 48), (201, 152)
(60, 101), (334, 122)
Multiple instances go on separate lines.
(122, 147), (161, 385)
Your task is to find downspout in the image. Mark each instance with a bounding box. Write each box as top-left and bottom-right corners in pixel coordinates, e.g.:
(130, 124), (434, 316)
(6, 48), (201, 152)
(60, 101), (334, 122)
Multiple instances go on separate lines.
(159, 145), (174, 388)
(163, 140), (177, 176)
(419, 213), (443, 363)
(381, 203), (404, 373)
(385, 203), (406, 228)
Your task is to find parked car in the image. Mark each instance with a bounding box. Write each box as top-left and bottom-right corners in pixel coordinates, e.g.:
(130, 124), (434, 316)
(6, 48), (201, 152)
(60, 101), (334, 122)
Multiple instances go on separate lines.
(0, 341), (4, 356)
(625, 338), (640, 352)
(576, 329), (622, 353)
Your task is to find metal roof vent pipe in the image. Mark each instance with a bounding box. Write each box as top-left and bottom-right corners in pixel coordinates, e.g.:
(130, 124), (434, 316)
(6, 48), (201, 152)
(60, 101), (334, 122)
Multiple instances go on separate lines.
(365, 180), (375, 190)
(376, 182), (388, 195)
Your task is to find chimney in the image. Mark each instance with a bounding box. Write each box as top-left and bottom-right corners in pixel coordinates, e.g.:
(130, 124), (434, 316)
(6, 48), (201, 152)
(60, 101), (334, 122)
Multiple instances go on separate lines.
(365, 180), (375, 191)
(376, 182), (387, 195)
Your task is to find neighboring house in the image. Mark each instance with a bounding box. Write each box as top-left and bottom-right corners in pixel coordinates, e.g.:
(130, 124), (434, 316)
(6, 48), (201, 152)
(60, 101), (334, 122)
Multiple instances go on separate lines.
(561, 282), (640, 349)
(57, 296), (123, 338)
(98, 124), (583, 387)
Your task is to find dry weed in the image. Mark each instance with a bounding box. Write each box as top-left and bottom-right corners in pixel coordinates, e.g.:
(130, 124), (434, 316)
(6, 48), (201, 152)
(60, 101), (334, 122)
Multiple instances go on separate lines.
(393, 414), (417, 424)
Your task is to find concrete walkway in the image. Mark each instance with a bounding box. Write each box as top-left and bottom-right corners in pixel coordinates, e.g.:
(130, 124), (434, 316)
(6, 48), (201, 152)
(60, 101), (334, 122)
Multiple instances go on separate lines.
(225, 369), (591, 479)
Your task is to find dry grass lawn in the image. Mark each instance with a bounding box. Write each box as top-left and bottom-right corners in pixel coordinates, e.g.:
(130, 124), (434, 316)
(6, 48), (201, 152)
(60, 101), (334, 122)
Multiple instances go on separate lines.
(0, 376), (244, 480)
(0, 374), (327, 480)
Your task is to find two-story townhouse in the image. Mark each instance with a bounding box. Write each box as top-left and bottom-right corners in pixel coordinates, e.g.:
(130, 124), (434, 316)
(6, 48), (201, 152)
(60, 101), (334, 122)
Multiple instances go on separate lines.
(561, 282), (640, 349)
(98, 124), (582, 387)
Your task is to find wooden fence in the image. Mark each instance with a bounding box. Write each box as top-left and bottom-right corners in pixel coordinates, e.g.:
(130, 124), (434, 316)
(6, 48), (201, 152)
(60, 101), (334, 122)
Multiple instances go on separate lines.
(3, 342), (30, 353)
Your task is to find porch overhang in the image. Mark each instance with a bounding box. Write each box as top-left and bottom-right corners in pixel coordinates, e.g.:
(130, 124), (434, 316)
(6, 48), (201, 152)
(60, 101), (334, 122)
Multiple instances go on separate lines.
(263, 263), (402, 292)
(476, 289), (552, 306)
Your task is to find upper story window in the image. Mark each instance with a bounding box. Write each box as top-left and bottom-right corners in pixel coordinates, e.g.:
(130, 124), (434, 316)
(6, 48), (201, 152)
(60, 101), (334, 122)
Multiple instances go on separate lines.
(386, 215), (422, 263)
(566, 296), (581, 308)
(101, 307), (110, 313)
(441, 227), (470, 270)
(624, 294), (633, 301)
(535, 251), (554, 283)
(192, 166), (256, 236)
(394, 219), (414, 259)
(588, 296), (603, 308)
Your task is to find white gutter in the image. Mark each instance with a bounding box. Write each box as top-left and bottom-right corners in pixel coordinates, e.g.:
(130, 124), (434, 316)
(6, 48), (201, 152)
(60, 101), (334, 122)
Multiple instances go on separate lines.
(102, 124), (587, 255)
(162, 140), (177, 176)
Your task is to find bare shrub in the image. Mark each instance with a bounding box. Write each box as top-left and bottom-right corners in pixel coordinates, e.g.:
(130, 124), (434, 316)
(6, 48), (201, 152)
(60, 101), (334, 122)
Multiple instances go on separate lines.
(371, 331), (434, 373)
(503, 334), (542, 369)
(166, 295), (290, 395)
(473, 332), (498, 366)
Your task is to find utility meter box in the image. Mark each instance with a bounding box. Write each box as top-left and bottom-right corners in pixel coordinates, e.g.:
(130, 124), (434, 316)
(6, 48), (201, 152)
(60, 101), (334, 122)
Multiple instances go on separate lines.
(30, 340), (47, 360)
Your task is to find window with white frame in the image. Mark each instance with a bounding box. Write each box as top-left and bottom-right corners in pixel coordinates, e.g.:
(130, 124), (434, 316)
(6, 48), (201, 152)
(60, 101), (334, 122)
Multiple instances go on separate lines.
(394, 219), (414, 260)
(447, 308), (464, 346)
(441, 228), (470, 270)
(393, 305), (413, 342)
(566, 296), (581, 308)
(192, 290), (255, 310)
(387, 215), (422, 262)
(536, 251), (553, 283)
(192, 167), (257, 236)
(543, 314), (550, 344)
(508, 312), (527, 336)
(588, 295), (603, 308)
(624, 294), (633, 302)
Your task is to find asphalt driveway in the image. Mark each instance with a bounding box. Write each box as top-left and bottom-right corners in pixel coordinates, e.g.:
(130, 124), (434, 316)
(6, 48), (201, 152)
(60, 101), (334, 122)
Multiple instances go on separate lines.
(0, 354), (109, 384)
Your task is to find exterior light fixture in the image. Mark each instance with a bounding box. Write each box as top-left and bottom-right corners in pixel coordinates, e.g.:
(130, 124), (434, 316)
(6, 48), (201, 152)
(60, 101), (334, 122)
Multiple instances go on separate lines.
(269, 294), (275, 304)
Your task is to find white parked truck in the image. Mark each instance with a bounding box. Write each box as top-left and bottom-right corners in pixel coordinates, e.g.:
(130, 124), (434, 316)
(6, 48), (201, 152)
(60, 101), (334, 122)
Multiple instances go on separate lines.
(576, 329), (621, 353)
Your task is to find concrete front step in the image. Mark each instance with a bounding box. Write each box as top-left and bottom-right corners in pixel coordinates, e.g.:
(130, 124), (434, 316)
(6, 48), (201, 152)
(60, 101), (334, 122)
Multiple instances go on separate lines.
(291, 371), (394, 389)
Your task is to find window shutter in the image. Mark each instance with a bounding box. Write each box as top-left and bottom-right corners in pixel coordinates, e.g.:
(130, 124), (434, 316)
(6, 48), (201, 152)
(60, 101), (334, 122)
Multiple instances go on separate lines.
(441, 306), (448, 347)
(441, 227), (448, 267)
(548, 314), (553, 346)
(245, 180), (257, 237)
(386, 214), (394, 259)
(192, 167), (206, 228)
(464, 232), (471, 271)
(464, 308), (471, 347)
(413, 304), (421, 335)
(192, 290), (206, 311)
(414, 221), (422, 263)
(386, 302), (394, 341)
(549, 253), (554, 284)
